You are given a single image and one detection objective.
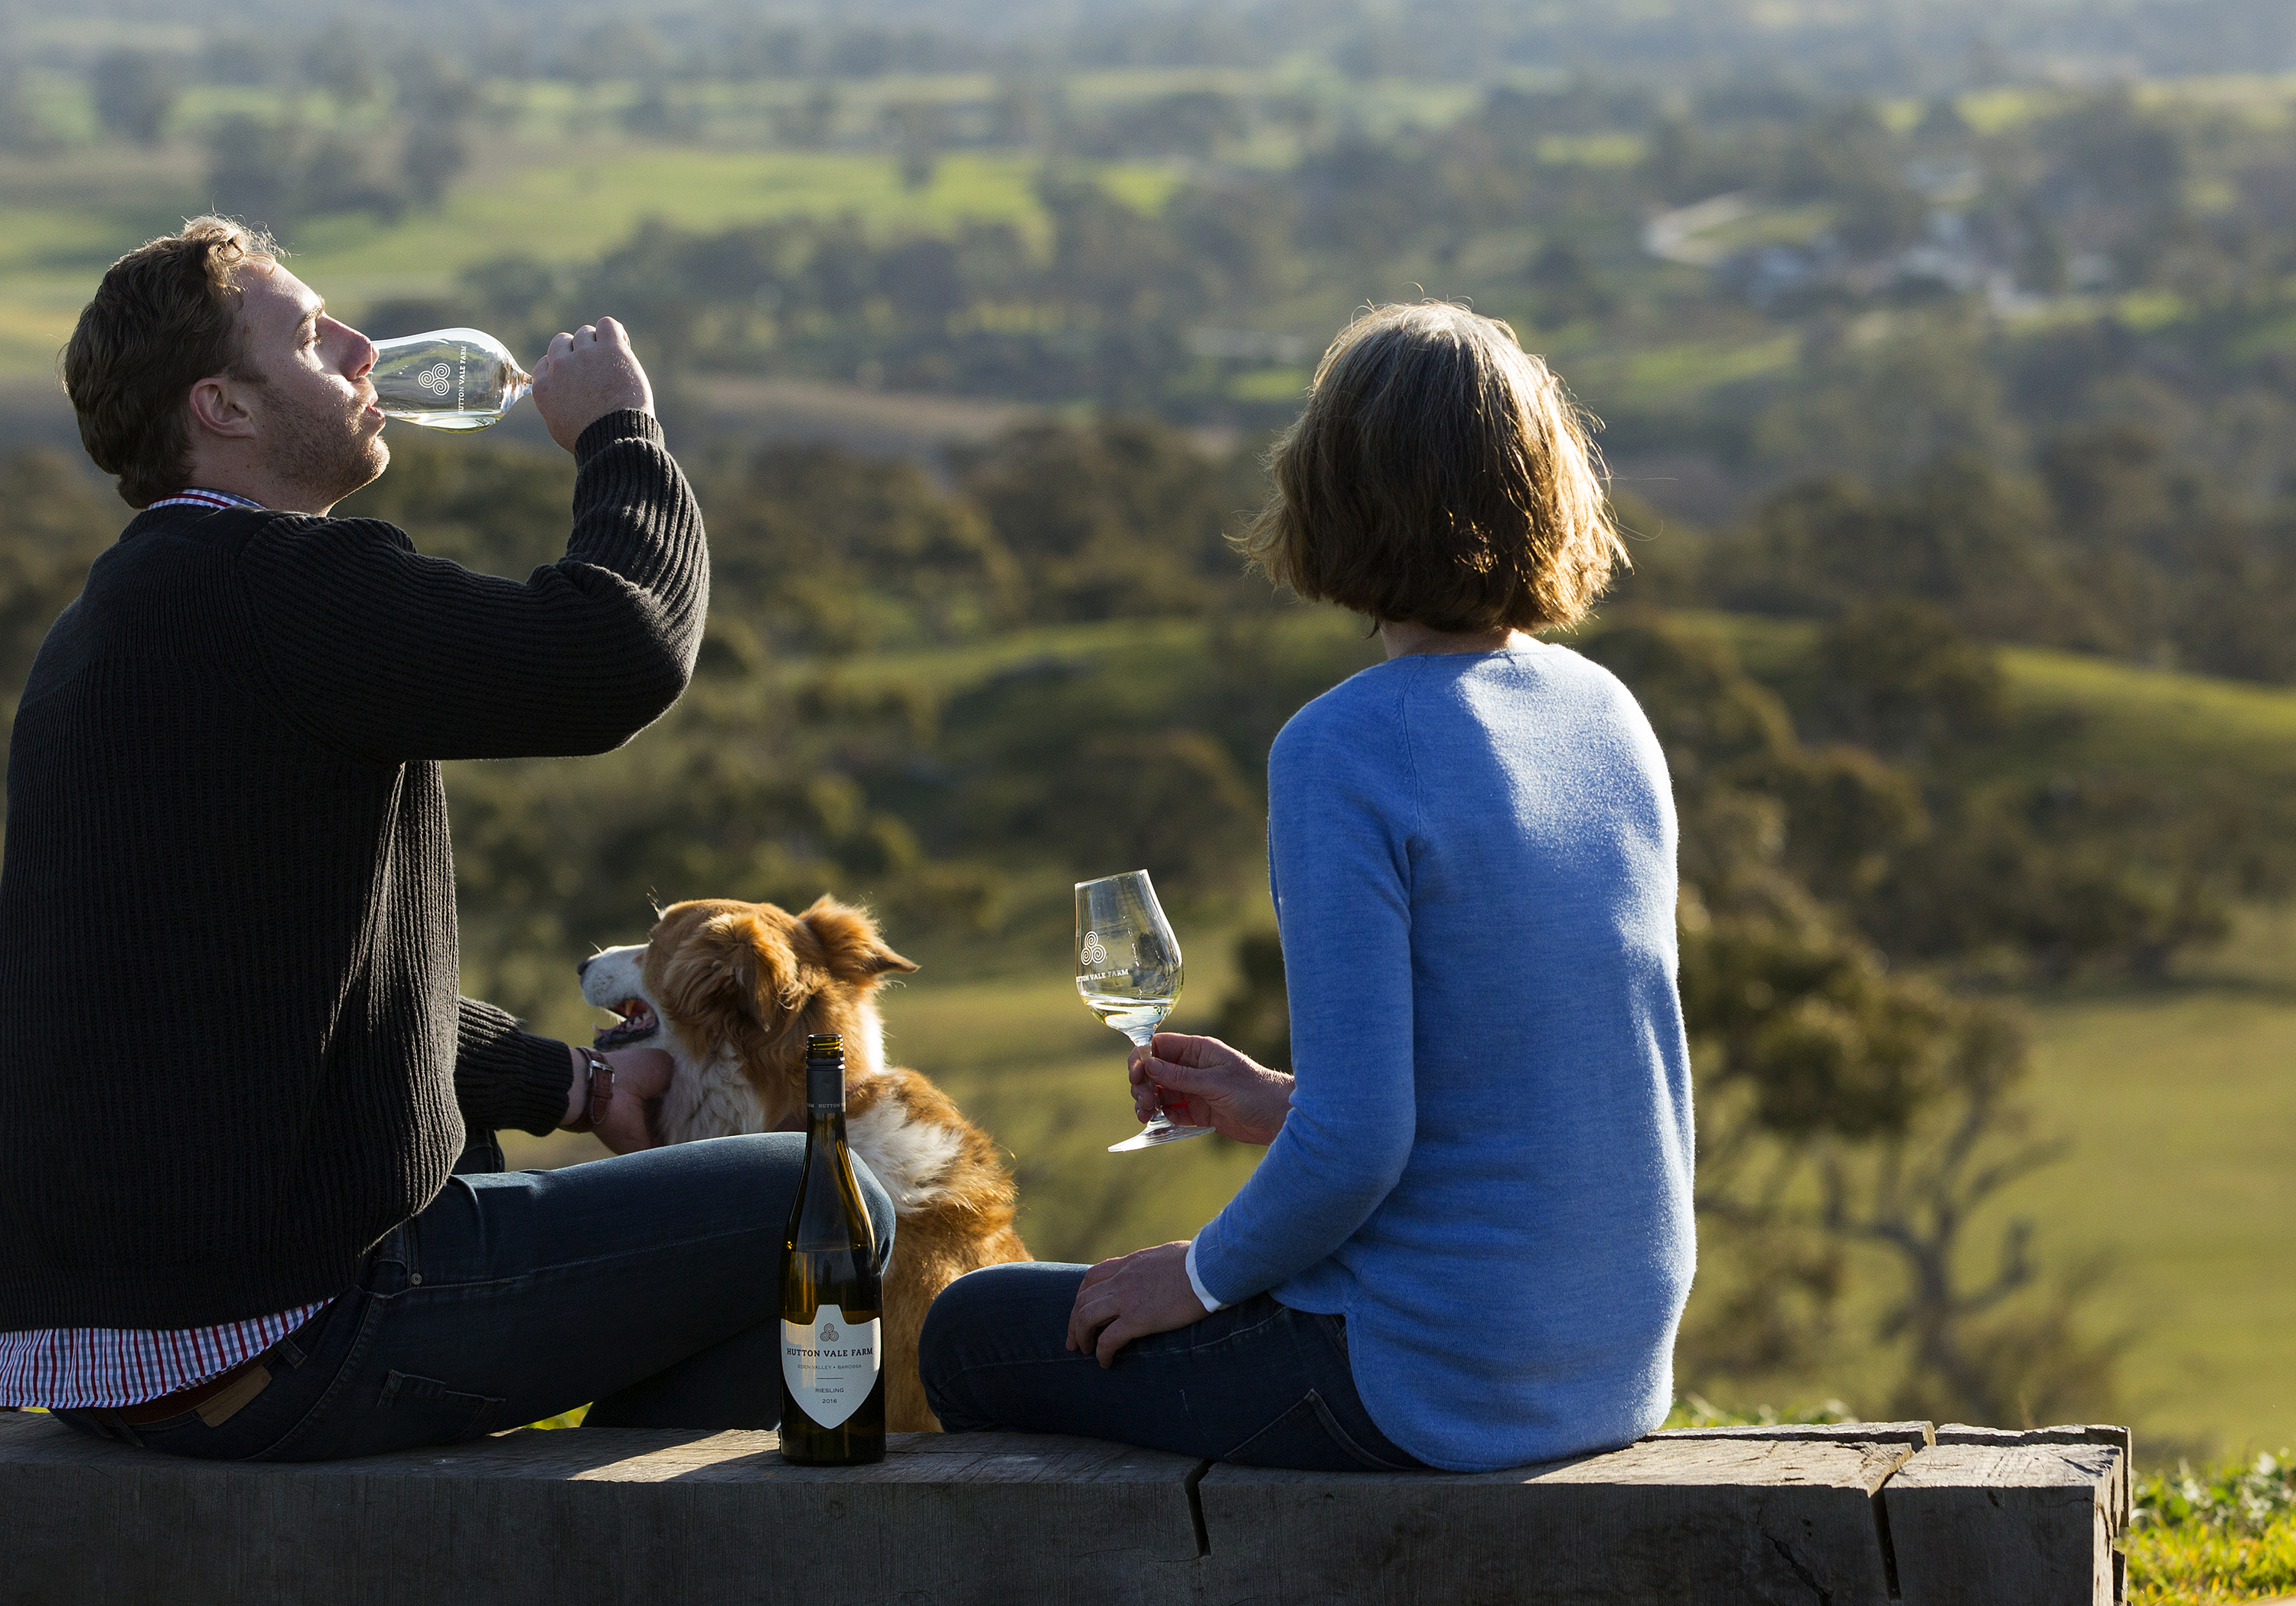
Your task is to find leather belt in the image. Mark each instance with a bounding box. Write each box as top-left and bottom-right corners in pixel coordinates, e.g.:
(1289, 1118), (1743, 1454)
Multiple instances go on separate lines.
(112, 1310), (324, 1427)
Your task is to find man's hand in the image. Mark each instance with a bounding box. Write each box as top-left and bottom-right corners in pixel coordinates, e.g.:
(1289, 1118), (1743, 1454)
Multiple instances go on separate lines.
(1066, 1241), (1211, 1367)
(563, 1044), (673, 1154)
(1130, 1033), (1293, 1146)
(530, 318), (654, 453)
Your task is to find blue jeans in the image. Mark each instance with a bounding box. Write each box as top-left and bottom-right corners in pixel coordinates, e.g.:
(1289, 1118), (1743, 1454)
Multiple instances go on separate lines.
(55, 1134), (892, 1461)
(919, 1262), (1424, 1471)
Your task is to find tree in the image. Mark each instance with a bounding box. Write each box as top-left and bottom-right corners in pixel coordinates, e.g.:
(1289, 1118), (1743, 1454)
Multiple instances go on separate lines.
(1803, 601), (2007, 763)
(302, 18), (380, 106)
(90, 50), (177, 147)
(403, 119), (470, 207)
(207, 118), (406, 233)
(885, 101), (944, 193)
(204, 116), (305, 233)
(0, 451), (119, 707)
(0, 68), (46, 153)
(702, 443), (1017, 654)
(955, 419), (1264, 622)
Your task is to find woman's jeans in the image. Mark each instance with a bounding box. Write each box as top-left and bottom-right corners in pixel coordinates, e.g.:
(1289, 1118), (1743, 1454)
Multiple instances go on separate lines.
(920, 1262), (1424, 1472)
(54, 1134), (892, 1461)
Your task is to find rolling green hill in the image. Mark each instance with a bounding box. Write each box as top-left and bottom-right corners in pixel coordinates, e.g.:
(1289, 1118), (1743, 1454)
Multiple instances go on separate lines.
(499, 612), (2296, 1460)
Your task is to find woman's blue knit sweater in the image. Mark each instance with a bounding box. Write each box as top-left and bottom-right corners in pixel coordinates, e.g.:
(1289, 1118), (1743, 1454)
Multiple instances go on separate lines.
(1189, 642), (1696, 1473)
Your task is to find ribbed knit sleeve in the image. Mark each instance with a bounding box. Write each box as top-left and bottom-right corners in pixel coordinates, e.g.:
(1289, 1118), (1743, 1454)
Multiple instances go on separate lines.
(454, 997), (572, 1137)
(233, 410), (709, 764)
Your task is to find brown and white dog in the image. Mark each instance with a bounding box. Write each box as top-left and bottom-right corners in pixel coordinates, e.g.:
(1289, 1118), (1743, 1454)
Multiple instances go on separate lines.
(577, 896), (1029, 1432)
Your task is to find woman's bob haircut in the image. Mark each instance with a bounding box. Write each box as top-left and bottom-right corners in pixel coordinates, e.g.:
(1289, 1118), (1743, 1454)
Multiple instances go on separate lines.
(1241, 302), (1625, 635)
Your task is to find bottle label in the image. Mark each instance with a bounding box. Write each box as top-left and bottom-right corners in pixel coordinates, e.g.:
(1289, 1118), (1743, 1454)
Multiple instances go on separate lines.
(781, 1307), (880, 1429)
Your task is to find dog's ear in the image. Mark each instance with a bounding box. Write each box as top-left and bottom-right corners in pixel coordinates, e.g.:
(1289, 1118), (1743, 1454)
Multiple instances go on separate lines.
(658, 909), (803, 1028)
(798, 896), (919, 987)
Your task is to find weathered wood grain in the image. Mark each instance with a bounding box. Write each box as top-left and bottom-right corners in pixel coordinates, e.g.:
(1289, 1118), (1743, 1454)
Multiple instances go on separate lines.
(1192, 1435), (1919, 1606)
(1, 1416), (1207, 1606)
(2, 1413), (2130, 1606)
(1655, 1420), (1936, 1448)
(1936, 1423), (2133, 1528)
(1885, 1441), (2124, 1606)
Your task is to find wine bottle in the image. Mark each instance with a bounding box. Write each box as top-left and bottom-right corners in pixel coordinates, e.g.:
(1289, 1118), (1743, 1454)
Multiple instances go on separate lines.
(778, 1032), (885, 1464)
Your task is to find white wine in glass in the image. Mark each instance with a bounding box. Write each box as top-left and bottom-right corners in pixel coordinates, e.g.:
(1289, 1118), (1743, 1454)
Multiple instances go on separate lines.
(370, 328), (531, 432)
(1077, 870), (1212, 1154)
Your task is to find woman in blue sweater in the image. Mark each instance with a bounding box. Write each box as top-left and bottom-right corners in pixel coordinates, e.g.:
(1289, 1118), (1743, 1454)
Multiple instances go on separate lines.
(918, 302), (1695, 1474)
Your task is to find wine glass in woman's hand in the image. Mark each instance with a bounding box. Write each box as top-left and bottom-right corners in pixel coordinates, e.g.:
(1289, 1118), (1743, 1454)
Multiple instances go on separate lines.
(1076, 870), (1214, 1153)
(1127, 1033), (1294, 1147)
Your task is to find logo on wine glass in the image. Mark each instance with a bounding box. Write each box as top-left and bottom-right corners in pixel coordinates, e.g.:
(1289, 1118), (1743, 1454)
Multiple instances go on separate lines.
(1081, 931), (1107, 967)
(416, 362), (452, 397)
(819, 1319), (841, 1343)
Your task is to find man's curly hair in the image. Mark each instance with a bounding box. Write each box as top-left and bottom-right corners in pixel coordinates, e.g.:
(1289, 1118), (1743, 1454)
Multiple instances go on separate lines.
(62, 217), (280, 509)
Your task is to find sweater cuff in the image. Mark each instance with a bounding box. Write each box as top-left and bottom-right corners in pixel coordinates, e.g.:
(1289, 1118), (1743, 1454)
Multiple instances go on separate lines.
(574, 409), (663, 466)
(454, 997), (576, 1137)
(1185, 1239), (1228, 1313)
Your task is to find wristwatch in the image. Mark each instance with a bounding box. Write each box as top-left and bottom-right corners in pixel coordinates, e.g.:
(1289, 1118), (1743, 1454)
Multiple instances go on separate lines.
(567, 1047), (615, 1134)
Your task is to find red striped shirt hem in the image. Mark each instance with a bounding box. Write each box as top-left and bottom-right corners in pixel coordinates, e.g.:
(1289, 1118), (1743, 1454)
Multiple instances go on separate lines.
(0, 1299), (333, 1409)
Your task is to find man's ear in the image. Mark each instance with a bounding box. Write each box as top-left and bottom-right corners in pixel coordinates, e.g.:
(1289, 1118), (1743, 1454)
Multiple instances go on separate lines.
(799, 896), (919, 987)
(185, 374), (258, 442)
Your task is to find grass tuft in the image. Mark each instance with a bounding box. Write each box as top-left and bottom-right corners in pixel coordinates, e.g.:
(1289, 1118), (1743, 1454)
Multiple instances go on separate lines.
(2131, 1452), (2296, 1604)
(1661, 1395), (1857, 1429)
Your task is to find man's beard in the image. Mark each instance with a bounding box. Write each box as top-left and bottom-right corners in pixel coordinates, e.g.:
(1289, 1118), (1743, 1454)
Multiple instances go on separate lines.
(259, 384), (388, 507)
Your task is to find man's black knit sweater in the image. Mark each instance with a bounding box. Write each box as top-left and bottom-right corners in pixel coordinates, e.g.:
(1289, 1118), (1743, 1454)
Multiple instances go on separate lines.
(0, 412), (706, 1331)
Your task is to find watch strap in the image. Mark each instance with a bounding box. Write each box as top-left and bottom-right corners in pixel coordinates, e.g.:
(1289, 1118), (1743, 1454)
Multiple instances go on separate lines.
(568, 1047), (615, 1134)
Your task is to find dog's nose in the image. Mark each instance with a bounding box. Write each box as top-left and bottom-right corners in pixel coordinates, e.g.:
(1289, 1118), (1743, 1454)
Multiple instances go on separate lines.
(577, 955), (592, 978)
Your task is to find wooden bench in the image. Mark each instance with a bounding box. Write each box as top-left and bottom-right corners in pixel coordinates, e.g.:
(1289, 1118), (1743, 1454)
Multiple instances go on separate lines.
(0, 1412), (2128, 1604)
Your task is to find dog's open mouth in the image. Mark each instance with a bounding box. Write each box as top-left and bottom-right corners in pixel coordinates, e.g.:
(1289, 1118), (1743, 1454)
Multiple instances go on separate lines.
(594, 997), (660, 1050)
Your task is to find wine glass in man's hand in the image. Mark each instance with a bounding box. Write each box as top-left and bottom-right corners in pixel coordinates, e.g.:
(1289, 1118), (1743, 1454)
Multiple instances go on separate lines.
(370, 317), (653, 454)
(1076, 870), (1213, 1153)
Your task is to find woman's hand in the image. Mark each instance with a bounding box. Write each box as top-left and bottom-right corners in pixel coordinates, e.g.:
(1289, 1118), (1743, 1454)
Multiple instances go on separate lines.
(1066, 1241), (1209, 1366)
(1130, 1033), (1293, 1146)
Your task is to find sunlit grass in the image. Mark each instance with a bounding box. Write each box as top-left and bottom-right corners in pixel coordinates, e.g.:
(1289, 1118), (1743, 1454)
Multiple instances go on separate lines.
(1955, 85), (2069, 135)
(2004, 970), (2296, 1457)
(1661, 1397), (1854, 1429)
(1695, 203), (1836, 253)
(1991, 645), (2296, 795)
(1226, 365), (1309, 402)
(1091, 163), (1188, 217)
(2131, 1453), (2296, 1605)
(2132, 72), (2296, 129)
(2132, 1519), (2296, 1604)
(1534, 132), (1645, 168)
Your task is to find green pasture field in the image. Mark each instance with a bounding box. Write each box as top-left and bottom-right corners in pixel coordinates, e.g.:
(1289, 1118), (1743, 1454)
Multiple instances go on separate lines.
(1567, 333), (1802, 413)
(2015, 931), (2296, 1458)
(498, 612), (2296, 1460)
(282, 148), (1084, 283)
(0, 139), (1182, 382)
(1706, 611), (2296, 801)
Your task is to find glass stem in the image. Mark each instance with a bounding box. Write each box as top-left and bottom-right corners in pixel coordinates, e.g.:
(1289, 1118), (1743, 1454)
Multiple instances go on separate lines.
(1124, 1029), (1173, 1121)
